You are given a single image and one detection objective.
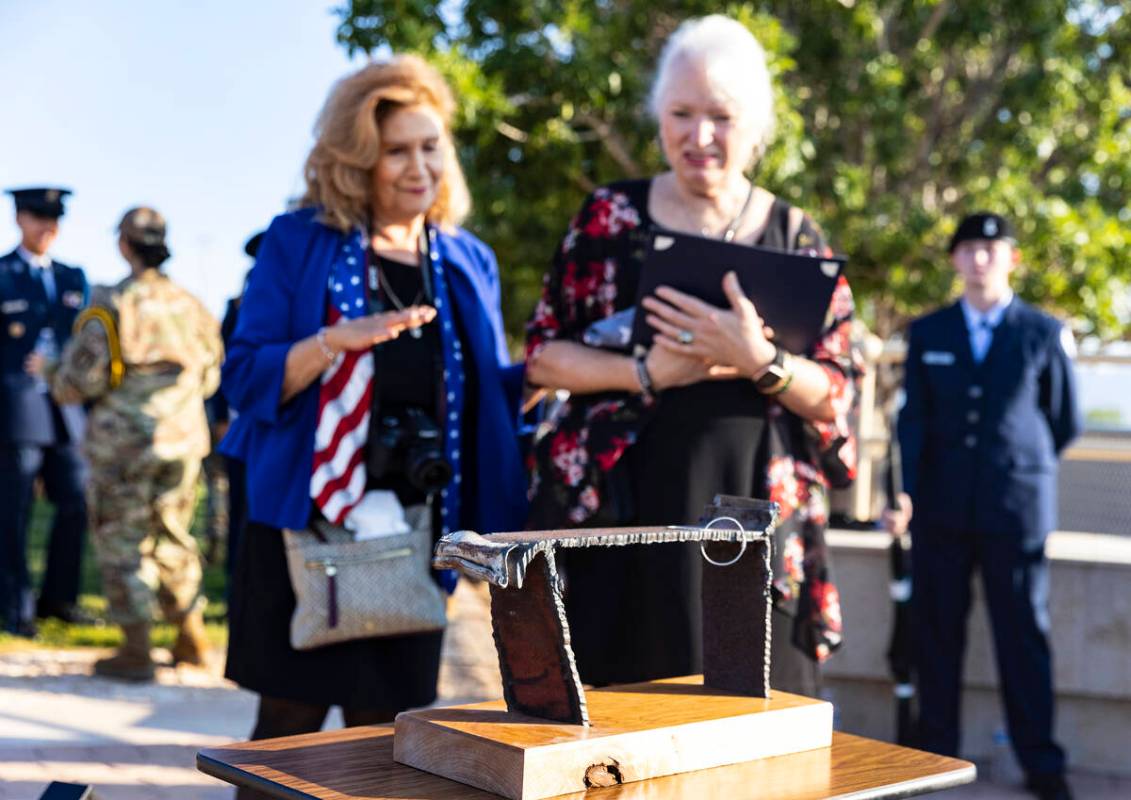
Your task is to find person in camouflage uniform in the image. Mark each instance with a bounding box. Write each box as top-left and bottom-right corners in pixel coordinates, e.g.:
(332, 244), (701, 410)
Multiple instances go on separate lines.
(51, 207), (222, 681)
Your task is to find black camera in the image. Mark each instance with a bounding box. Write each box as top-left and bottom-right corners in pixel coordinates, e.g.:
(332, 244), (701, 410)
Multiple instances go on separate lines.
(369, 407), (453, 493)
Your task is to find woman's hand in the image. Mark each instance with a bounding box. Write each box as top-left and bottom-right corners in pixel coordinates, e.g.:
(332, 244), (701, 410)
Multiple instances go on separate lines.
(323, 306), (436, 352)
(279, 305), (437, 404)
(642, 271), (776, 379)
(644, 343), (733, 391)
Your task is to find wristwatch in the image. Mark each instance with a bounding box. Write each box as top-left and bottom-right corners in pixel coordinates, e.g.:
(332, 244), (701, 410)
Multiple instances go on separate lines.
(753, 346), (795, 395)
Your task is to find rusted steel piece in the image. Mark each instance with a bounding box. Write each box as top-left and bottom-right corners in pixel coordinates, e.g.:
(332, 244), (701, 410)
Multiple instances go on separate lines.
(700, 495), (775, 697)
(487, 548), (588, 724)
(432, 496), (778, 726)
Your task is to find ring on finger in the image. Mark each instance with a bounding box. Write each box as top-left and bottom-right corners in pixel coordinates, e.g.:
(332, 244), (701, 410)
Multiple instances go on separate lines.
(677, 329), (695, 345)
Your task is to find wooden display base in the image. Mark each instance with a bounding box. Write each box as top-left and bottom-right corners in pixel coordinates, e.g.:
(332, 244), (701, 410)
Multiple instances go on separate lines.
(394, 675), (833, 800)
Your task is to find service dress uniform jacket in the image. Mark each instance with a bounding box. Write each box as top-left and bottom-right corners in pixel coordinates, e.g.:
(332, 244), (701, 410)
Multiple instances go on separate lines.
(0, 249), (87, 443)
(897, 296), (1081, 780)
(0, 248), (89, 631)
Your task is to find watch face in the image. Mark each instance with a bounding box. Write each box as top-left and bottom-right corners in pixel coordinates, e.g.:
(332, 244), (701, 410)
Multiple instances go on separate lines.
(755, 365), (786, 390)
(754, 347), (791, 391)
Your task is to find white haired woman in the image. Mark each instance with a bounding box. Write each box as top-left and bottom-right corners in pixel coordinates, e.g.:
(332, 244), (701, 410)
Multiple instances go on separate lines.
(525, 15), (861, 694)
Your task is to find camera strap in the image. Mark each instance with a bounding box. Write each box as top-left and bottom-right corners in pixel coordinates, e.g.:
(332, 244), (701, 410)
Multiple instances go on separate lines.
(364, 241), (388, 479)
(419, 229), (448, 442)
(364, 229), (436, 312)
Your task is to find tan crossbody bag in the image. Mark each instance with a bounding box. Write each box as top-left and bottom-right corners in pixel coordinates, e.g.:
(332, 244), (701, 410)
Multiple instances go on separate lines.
(282, 502), (447, 650)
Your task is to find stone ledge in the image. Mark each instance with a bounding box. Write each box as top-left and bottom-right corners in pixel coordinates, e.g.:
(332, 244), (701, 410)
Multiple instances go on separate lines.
(826, 528), (1131, 567)
(823, 527), (1131, 775)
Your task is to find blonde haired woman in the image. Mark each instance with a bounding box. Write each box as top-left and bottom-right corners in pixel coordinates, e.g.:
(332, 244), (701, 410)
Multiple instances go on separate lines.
(220, 55), (527, 757)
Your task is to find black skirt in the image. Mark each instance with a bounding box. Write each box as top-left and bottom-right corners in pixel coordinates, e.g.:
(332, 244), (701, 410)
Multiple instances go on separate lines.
(225, 520), (443, 710)
(534, 186), (828, 691)
(560, 380), (767, 687)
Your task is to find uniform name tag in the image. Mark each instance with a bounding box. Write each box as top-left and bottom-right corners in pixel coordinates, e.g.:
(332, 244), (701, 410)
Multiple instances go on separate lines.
(922, 350), (956, 365)
(62, 291), (84, 309)
(1, 299), (29, 314)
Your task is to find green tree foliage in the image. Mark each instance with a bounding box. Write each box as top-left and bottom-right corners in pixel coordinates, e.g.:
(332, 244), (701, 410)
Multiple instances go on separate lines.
(335, 1), (1130, 338)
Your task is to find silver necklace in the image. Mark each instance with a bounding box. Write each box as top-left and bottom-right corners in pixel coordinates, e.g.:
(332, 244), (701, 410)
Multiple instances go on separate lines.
(701, 182), (756, 242)
(377, 258), (426, 339)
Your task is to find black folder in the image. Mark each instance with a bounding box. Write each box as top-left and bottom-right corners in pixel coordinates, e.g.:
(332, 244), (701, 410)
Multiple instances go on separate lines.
(630, 229), (847, 355)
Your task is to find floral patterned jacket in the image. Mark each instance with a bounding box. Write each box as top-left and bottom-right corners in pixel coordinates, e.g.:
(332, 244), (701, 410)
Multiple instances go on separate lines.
(526, 181), (863, 662)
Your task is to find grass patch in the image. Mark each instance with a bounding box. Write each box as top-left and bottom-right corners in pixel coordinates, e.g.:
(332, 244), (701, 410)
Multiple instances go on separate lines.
(14, 479), (230, 649)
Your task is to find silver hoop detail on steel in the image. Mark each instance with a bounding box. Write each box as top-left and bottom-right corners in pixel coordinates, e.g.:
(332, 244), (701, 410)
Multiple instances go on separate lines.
(699, 515), (747, 567)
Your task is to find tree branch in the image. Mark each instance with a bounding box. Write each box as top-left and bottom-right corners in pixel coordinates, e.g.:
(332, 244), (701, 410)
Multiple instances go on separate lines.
(956, 46), (1021, 143)
(917, 1), (951, 45)
(910, 38), (1017, 188)
(495, 121), (529, 143)
(895, 53), (957, 197)
(573, 111), (642, 177)
(876, 2), (896, 54)
(570, 171), (597, 194)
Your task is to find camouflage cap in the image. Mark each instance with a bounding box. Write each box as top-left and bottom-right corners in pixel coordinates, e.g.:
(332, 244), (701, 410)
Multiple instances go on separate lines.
(118, 206), (167, 247)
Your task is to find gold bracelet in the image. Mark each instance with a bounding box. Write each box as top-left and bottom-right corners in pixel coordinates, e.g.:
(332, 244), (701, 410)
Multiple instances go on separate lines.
(315, 327), (338, 363)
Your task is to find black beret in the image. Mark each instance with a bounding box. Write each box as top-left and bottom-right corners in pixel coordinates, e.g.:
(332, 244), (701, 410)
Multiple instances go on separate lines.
(6, 187), (72, 219)
(948, 212), (1016, 253)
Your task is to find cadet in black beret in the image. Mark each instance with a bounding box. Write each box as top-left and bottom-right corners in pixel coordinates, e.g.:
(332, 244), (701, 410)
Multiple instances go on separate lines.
(888, 211), (1080, 800)
(0, 187), (91, 635)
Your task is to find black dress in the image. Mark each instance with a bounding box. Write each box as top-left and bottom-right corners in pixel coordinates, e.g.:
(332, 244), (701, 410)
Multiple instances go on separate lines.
(225, 255), (445, 710)
(562, 381), (768, 685)
(545, 181), (826, 688)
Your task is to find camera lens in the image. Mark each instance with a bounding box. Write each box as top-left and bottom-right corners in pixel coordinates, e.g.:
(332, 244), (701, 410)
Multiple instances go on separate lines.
(408, 450), (453, 492)
(371, 407), (453, 493)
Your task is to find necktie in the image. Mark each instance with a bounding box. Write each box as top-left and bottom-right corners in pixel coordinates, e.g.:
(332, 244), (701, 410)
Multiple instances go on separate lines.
(34, 265), (56, 303)
(973, 319), (994, 363)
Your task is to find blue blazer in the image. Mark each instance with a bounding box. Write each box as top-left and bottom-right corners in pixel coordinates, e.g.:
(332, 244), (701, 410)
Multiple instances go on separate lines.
(897, 298), (1081, 543)
(0, 249), (88, 445)
(220, 208), (528, 535)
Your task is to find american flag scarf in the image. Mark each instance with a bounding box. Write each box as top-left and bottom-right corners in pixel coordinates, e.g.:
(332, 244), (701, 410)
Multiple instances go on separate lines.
(310, 226), (465, 589)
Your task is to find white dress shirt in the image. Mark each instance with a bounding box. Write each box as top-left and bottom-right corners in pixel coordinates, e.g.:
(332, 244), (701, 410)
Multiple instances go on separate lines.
(960, 292), (1013, 364)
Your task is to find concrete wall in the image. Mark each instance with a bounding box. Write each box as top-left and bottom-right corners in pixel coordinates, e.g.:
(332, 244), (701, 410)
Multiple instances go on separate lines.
(822, 529), (1131, 775)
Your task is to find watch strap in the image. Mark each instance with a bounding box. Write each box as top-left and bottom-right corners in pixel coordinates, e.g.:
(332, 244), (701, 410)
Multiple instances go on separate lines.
(753, 347), (793, 394)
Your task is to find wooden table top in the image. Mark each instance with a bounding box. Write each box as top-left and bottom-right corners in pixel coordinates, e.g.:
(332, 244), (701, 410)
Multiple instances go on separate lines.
(197, 726), (975, 800)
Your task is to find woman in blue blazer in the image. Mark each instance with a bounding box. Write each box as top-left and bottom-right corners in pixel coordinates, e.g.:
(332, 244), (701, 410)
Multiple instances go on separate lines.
(220, 55), (527, 754)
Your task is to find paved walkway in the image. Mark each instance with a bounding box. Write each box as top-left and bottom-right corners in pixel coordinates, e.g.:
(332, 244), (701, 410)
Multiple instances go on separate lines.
(0, 580), (501, 800)
(0, 581), (1125, 799)
(0, 651), (251, 799)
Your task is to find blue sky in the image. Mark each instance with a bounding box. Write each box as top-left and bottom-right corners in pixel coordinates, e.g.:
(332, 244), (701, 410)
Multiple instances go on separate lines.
(1, 1), (368, 316)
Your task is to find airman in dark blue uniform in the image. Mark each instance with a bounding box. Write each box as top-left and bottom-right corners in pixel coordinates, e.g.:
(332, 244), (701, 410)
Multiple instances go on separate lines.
(0, 187), (90, 635)
(890, 213), (1081, 800)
